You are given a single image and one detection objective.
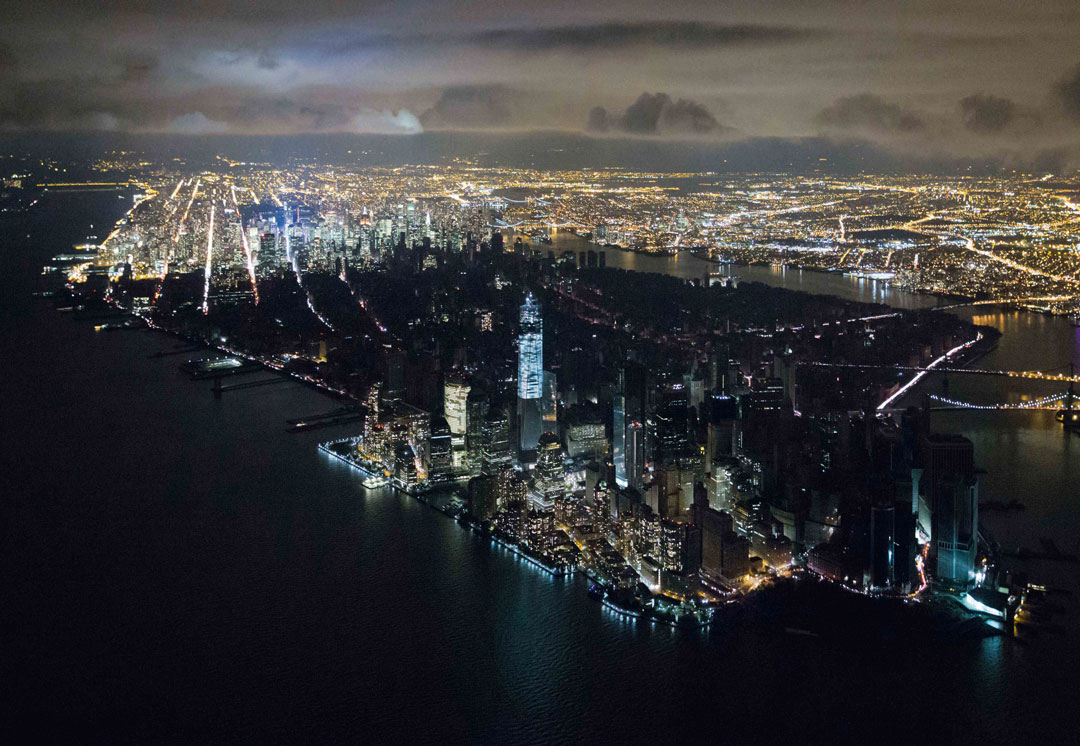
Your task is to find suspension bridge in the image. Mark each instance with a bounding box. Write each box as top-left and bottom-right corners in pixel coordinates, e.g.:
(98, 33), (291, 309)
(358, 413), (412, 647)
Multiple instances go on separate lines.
(928, 390), (1072, 411)
(809, 360), (1080, 385)
(929, 295), (1077, 311)
(807, 358), (1077, 413)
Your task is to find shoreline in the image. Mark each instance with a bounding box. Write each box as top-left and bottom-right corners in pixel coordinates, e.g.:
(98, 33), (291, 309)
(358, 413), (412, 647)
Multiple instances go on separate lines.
(315, 434), (998, 633)
(318, 436), (724, 628)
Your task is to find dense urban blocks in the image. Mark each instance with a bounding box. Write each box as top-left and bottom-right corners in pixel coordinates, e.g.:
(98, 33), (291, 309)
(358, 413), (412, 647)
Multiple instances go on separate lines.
(42, 156), (1071, 627)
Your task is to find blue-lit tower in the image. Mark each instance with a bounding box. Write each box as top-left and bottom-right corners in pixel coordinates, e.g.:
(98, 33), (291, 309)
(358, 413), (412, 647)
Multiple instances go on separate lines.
(517, 293), (543, 460)
(613, 394), (627, 488)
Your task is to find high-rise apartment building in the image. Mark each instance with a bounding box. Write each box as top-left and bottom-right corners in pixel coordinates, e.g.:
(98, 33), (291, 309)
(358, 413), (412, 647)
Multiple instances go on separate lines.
(444, 375), (470, 470)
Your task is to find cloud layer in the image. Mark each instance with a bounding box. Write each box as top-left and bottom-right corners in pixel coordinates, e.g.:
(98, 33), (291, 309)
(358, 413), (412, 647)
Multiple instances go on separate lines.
(452, 21), (825, 51)
(1056, 63), (1080, 122)
(0, 0), (1079, 167)
(420, 86), (518, 129)
(959, 94), (1016, 134)
(168, 112), (228, 135)
(816, 95), (924, 135)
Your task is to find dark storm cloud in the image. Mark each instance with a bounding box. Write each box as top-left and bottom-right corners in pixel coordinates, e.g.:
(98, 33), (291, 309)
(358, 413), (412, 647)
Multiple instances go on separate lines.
(320, 21), (827, 56)
(0, 79), (96, 129)
(118, 53), (158, 83)
(1055, 63), (1080, 122)
(588, 93), (726, 136)
(959, 94), (1016, 133)
(660, 99), (723, 134)
(0, 43), (15, 75)
(587, 106), (610, 132)
(419, 86), (518, 129)
(622, 93), (672, 133)
(815, 94), (924, 134)
(460, 22), (826, 51)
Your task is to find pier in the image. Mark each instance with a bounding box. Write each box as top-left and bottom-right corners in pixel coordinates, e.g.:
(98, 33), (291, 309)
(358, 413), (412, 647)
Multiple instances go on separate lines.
(215, 377), (294, 393)
(148, 346), (203, 359)
(181, 356), (263, 379)
(286, 407), (365, 432)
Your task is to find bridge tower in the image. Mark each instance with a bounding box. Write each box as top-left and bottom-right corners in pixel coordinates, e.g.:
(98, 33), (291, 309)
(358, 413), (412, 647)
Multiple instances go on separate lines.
(1067, 363), (1075, 414)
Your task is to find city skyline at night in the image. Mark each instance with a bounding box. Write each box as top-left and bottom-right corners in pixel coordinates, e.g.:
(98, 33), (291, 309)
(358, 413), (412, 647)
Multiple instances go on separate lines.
(3, 2), (1080, 745)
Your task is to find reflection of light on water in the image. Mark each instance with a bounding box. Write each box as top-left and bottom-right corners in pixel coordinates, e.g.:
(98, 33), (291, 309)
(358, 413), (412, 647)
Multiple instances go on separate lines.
(974, 634), (1006, 689)
(970, 313), (1007, 326)
(485, 538), (565, 583)
(599, 601), (640, 628)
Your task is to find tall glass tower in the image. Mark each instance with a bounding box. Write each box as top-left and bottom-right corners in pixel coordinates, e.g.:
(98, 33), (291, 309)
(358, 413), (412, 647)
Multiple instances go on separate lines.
(613, 394), (627, 488)
(443, 376), (470, 470)
(518, 294), (543, 399)
(517, 293), (543, 459)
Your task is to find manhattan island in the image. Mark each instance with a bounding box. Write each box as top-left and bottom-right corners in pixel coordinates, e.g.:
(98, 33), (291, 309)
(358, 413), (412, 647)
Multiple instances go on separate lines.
(42, 163), (1079, 631)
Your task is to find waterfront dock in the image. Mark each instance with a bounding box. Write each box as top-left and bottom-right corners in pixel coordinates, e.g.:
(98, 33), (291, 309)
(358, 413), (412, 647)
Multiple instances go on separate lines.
(181, 356), (263, 379)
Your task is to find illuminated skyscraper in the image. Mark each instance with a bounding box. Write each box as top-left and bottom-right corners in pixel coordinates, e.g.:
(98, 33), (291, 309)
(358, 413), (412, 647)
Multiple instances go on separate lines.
(518, 294), (543, 398)
(591, 481), (612, 536)
(429, 416), (453, 481)
(517, 293), (543, 459)
(613, 395), (627, 488)
(362, 383), (382, 459)
(444, 375), (470, 469)
(399, 402), (430, 478)
(481, 404), (512, 475)
(497, 466), (529, 538)
(393, 443), (419, 490)
(466, 388), (488, 475)
(532, 432), (566, 510)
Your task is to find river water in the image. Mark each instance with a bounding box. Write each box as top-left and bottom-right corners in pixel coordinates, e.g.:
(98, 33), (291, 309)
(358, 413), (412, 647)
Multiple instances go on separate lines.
(3, 195), (1078, 744)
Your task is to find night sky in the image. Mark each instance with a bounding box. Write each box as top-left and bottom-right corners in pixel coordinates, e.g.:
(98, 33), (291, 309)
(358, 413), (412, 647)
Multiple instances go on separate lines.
(4, 1), (1080, 163)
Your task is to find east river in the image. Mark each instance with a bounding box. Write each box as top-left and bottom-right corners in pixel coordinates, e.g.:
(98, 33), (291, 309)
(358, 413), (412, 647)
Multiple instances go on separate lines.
(2, 194), (1077, 744)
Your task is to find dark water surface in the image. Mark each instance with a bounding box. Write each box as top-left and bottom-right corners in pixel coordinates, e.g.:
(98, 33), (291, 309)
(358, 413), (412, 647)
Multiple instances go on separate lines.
(4, 194), (1078, 744)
